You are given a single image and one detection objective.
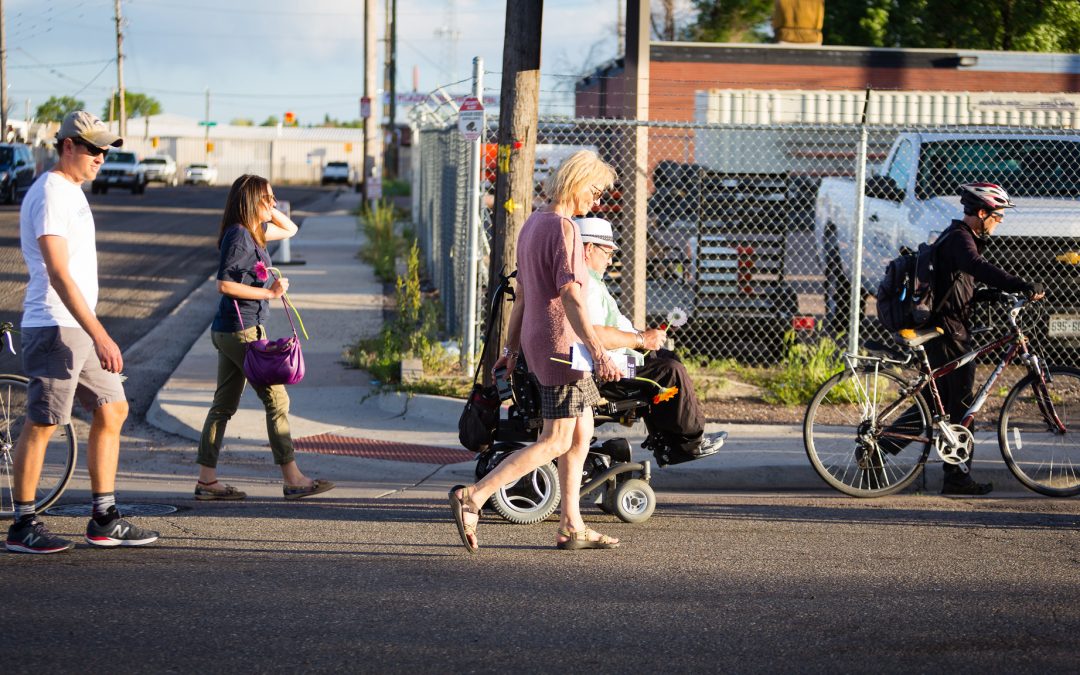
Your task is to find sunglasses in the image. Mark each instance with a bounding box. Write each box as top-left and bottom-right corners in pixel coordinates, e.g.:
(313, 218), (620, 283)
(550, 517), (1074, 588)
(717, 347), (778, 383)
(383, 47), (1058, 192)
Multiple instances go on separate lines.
(988, 212), (1005, 222)
(73, 137), (109, 157)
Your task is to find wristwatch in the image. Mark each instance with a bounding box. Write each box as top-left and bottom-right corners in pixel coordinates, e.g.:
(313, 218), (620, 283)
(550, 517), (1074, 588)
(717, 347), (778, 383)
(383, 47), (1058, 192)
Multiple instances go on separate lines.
(501, 346), (518, 358)
(635, 331), (645, 349)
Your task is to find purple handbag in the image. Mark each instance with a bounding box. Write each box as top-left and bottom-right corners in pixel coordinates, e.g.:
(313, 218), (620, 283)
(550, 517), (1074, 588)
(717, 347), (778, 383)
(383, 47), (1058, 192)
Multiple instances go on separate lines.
(233, 292), (305, 387)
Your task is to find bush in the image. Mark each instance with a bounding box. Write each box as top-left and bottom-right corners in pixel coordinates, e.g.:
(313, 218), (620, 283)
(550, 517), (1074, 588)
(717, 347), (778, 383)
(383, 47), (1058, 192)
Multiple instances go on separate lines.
(347, 240), (463, 387)
(357, 200), (401, 282)
(760, 333), (846, 406)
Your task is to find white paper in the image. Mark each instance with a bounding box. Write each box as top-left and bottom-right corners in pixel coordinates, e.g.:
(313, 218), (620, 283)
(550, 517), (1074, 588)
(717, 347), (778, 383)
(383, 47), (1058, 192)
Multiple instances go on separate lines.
(568, 343), (639, 379)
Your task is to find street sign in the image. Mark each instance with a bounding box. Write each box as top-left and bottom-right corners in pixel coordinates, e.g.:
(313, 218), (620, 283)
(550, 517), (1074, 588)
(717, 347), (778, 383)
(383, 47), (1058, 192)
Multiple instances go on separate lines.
(458, 96), (484, 141)
(360, 97), (371, 119)
(365, 176), (382, 200)
(198, 121), (217, 127)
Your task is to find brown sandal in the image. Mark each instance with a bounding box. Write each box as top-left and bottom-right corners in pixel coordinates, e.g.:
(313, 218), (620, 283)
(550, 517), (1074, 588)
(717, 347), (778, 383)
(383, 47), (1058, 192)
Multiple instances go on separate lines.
(449, 485), (480, 553)
(556, 527), (620, 550)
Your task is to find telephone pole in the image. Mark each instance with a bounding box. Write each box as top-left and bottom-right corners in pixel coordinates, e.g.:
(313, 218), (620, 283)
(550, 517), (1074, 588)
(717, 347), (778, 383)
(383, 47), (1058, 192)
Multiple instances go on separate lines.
(1, 0), (8, 140)
(483, 0), (543, 380)
(382, 0), (397, 179)
(114, 0), (126, 137)
(362, 0), (382, 206)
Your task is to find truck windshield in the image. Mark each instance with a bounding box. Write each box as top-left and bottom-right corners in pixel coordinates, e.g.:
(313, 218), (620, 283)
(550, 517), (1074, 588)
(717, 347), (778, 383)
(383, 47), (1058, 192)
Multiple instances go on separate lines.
(105, 152), (137, 164)
(916, 139), (1080, 199)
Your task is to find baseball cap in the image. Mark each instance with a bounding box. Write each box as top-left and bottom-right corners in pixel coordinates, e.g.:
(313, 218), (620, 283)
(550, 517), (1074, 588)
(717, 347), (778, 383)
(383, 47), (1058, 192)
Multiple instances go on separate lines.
(57, 111), (123, 148)
(576, 217), (619, 250)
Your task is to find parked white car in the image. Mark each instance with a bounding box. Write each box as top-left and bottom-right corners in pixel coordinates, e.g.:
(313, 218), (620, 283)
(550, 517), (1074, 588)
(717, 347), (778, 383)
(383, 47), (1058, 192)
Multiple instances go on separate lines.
(184, 163), (218, 186)
(321, 161), (351, 185)
(140, 155), (178, 185)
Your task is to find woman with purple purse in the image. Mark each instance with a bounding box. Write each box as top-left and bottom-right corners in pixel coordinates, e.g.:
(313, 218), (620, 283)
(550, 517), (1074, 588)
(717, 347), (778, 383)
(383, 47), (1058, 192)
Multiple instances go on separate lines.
(193, 175), (334, 501)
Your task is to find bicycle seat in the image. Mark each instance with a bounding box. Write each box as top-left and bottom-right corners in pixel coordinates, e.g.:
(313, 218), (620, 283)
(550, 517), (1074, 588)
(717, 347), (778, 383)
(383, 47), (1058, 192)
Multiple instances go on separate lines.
(892, 326), (944, 348)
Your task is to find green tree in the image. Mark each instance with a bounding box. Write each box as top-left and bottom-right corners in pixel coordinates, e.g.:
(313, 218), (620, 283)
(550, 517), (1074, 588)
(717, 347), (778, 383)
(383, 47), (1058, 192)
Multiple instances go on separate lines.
(35, 96), (85, 123)
(823, 0), (1080, 51)
(260, 115), (280, 127)
(102, 91), (162, 120)
(230, 118), (254, 126)
(688, 0), (774, 43)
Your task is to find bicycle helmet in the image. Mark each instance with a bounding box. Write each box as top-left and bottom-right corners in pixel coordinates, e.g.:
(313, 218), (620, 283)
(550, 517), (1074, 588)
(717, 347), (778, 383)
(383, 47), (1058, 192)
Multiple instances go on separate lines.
(959, 182), (1015, 213)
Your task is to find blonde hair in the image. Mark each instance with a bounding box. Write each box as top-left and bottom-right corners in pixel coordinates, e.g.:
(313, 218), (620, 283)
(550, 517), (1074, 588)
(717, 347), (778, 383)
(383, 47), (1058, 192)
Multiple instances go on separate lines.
(546, 150), (616, 206)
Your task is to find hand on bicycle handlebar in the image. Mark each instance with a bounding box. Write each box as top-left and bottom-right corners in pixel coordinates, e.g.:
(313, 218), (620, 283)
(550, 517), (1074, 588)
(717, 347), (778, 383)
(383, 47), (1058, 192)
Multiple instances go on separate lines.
(1028, 282), (1046, 302)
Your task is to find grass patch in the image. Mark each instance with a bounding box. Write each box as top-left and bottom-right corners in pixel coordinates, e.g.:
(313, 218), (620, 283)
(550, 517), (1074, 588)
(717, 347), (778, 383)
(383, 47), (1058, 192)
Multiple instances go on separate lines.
(346, 240), (465, 389)
(757, 333), (847, 406)
(357, 199), (402, 283)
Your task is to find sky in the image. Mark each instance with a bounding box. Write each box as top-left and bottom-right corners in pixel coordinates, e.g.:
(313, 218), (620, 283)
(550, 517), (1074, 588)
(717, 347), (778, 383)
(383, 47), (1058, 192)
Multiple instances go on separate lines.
(5, 0), (653, 126)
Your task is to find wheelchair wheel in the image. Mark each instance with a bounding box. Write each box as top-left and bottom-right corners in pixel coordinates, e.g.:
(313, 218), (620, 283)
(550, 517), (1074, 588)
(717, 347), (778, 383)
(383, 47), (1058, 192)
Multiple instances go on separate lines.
(605, 478), (655, 524)
(487, 458), (561, 525)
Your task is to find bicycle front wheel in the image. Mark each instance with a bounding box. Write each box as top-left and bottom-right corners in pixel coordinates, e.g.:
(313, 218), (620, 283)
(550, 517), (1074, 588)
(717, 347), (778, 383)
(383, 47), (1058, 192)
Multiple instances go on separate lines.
(0, 375), (78, 517)
(998, 365), (1080, 497)
(804, 367), (931, 497)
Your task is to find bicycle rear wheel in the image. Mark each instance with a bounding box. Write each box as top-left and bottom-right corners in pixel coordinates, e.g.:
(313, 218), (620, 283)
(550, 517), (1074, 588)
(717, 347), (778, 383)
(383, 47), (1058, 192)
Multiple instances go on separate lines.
(998, 365), (1080, 497)
(0, 375), (78, 517)
(804, 366), (931, 497)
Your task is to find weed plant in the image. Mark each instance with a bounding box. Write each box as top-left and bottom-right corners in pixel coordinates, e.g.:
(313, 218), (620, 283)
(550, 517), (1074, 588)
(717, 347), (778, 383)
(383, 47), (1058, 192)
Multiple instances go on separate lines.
(357, 199), (400, 282)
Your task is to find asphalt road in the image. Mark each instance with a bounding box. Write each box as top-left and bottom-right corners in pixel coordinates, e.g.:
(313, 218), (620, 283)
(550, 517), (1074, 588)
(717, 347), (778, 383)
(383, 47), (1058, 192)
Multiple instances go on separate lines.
(1, 184), (1078, 672)
(2, 491), (1078, 673)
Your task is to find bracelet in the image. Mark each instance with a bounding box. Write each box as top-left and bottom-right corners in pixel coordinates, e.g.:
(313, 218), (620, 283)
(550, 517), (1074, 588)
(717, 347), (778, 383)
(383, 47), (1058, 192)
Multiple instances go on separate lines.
(634, 331), (645, 349)
(501, 346), (518, 358)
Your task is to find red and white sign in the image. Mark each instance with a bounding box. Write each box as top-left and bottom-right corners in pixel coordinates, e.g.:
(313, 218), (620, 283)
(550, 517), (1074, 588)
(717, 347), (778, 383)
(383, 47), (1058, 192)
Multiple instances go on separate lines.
(458, 96), (485, 142)
(360, 96), (371, 119)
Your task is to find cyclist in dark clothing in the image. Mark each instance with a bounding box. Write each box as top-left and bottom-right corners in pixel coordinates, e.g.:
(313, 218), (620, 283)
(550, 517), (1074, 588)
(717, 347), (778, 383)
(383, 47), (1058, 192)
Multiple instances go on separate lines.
(929, 182), (1045, 495)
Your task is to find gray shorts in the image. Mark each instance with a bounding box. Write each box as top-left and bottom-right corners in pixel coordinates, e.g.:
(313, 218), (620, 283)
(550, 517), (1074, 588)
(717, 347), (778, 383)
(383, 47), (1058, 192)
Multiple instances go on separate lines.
(539, 378), (602, 419)
(22, 325), (126, 425)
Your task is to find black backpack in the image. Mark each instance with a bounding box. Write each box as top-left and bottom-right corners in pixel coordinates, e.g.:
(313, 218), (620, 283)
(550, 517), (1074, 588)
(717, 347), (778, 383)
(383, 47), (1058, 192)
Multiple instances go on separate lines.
(876, 231), (954, 333)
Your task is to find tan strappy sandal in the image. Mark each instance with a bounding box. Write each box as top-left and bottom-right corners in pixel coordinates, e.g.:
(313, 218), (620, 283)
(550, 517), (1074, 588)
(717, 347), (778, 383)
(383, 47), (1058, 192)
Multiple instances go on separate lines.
(556, 527), (620, 550)
(449, 484), (480, 553)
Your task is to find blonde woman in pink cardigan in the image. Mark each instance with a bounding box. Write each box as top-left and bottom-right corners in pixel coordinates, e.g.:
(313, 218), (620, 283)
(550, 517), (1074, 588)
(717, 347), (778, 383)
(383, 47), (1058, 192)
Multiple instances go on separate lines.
(449, 150), (624, 553)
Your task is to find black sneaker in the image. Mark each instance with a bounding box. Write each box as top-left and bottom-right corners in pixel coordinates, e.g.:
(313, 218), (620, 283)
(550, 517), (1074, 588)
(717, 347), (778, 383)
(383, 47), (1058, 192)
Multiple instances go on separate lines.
(6, 518), (74, 554)
(941, 476), (993, 496)
(85, 516), (159, 548)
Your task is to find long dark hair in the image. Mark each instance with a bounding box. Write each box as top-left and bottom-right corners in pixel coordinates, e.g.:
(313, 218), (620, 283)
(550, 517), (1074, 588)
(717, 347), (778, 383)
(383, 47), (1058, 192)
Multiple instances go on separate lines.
(218, 174), (270, 248)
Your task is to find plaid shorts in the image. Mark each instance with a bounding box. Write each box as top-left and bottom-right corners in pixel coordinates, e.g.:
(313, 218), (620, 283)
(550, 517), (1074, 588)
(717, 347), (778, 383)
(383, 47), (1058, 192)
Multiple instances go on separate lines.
(539, 377), (602, 419)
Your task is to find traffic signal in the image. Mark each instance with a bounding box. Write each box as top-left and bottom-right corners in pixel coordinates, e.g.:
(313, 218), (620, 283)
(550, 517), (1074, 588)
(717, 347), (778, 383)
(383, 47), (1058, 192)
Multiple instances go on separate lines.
(284, 111), (296, 125)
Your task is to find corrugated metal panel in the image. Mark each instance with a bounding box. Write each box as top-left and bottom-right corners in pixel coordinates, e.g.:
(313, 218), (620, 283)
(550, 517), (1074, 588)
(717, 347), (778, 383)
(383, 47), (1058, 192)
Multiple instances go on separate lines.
(696, 89), (1080, 128)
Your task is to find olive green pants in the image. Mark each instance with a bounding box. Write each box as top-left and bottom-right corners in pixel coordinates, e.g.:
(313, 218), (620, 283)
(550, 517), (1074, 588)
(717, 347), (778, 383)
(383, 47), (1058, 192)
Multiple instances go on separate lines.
(197, 326), (295, 467)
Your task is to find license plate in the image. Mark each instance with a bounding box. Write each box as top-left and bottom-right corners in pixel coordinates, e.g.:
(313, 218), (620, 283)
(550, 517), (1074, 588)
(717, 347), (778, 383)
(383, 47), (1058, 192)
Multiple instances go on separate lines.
(108, 176), (119, 183)
(1048, 315), (1080, 337)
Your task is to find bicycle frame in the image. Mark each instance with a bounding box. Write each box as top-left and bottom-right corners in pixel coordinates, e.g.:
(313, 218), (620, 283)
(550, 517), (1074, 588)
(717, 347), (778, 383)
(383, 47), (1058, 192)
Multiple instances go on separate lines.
(845, 295), (1065, 450)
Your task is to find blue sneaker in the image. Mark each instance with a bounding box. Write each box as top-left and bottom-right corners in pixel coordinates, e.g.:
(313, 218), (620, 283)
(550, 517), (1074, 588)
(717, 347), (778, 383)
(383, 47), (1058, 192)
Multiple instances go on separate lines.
(6, 518), (75, 554)
(85, 516), (159, 548)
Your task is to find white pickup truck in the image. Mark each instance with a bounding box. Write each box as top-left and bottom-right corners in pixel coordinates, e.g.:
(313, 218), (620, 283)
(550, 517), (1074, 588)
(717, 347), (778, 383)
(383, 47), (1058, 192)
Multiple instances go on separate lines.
(815, 132), (1080, 355)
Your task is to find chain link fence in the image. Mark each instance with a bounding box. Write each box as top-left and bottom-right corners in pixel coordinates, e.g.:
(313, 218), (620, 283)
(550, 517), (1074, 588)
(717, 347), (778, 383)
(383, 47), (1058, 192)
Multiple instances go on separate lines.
(413, 96), (1080, 368)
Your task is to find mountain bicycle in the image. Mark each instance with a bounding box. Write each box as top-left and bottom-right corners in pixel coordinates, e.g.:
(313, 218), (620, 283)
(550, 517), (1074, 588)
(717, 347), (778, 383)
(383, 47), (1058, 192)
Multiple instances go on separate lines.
(803, 292), (1080, 498)
(0, 322), (77, 517)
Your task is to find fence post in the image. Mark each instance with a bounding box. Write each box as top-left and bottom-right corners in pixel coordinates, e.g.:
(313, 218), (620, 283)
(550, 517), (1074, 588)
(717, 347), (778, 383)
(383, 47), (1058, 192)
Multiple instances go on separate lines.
(463, 57), (484, 373)
(848, 88), (871, 354)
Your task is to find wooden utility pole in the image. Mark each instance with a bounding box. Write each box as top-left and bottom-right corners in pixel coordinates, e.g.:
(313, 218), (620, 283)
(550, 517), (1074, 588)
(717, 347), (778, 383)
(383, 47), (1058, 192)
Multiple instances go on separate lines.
(483, 0), (544, 381)
(383, 0), (398, 179)
(622, 0), (650, 328)
(362, 0), (382, 206)
(114, 0), (126, 137)
(1, 0), (8, 141)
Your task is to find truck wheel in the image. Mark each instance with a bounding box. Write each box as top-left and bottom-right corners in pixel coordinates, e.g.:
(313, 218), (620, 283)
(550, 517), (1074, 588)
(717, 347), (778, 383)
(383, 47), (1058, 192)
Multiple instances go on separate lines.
(3, 182), (14, 205)
(823, 228), (852, 336)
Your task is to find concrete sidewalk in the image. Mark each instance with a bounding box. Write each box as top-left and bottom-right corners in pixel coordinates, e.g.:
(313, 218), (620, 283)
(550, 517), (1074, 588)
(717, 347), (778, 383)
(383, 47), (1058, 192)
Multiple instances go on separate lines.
(143, 191), (1026, 497)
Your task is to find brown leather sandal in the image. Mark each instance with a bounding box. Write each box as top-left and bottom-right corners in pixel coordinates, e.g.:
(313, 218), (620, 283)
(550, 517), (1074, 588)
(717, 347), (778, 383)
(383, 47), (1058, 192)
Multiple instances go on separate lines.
(449, 485), (480, 553)
(556, 527), (620, 550)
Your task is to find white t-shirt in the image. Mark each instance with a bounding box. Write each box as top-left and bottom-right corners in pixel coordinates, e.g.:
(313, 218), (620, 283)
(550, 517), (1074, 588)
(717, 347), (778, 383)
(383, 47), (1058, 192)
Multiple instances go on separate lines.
(20, 172), (99, 328)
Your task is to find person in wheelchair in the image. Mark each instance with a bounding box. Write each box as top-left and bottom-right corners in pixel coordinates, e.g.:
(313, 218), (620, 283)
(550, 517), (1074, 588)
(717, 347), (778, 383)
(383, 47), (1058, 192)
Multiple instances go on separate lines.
(577, 217), (727, 467)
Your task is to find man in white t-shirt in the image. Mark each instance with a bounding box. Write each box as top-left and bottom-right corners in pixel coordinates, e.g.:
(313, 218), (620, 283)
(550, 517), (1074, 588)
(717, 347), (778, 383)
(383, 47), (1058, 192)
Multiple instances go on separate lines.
(577, 217), (726, 467)
(5, 111), (159, 554)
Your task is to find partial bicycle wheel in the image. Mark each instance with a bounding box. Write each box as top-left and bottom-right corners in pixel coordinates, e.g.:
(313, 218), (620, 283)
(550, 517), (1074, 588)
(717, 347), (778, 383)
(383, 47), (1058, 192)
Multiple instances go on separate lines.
(804, 366), (931, 497)
(0, 375), (78, 517)
(998, 365), (1080, 497)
